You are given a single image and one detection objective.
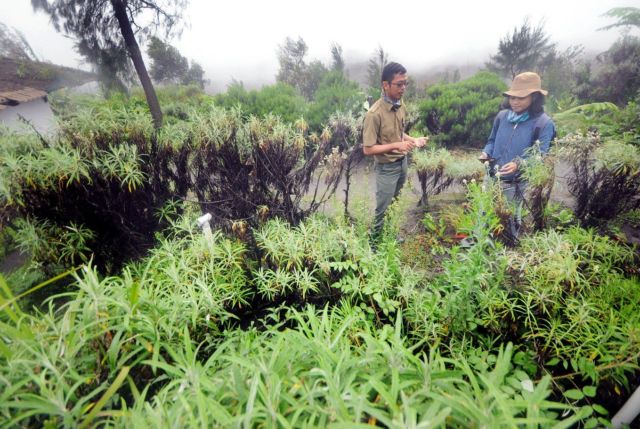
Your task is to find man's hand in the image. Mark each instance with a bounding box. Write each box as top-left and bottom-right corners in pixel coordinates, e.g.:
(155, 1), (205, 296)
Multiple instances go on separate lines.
(499, 161), (518, 175)
(394, 140), (414, 154)
(414, 136), (429, 148)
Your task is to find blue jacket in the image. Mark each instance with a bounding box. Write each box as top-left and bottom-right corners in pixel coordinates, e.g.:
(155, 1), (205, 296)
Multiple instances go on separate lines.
(483, 110), (555, 181)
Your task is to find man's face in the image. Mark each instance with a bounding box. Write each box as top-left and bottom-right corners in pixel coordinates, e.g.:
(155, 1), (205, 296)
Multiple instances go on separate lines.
(383, 72), (408, 102)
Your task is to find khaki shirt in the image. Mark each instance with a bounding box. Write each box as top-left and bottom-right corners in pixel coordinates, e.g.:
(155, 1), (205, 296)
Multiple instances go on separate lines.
(363, 98), (407, 163)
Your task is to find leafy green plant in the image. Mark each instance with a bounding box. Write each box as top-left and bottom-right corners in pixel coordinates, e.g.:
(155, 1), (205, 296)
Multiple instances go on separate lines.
(412, 149), (483, 207)
(417, 72), (506, 148)
(558, 131), (640, 226)
(520, 144), (556, 230)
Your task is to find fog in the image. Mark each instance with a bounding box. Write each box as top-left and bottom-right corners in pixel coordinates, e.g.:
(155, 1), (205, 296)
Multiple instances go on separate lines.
(1, 0), (635, 92)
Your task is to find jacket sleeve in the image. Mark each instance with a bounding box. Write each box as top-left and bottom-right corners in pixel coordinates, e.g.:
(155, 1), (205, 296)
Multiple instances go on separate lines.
(537, 120), (555, 154)
(483, 115), (500, 156)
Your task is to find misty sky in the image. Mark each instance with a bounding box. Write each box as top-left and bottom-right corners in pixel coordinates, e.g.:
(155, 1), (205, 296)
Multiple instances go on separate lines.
(1, 0), (636, 91)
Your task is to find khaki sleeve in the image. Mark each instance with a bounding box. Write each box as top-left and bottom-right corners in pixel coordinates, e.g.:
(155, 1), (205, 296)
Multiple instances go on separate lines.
(362, 112), (380, 147)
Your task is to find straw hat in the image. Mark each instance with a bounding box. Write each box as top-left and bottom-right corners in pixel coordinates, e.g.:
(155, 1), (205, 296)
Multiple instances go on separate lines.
(503, 72), (548, 97)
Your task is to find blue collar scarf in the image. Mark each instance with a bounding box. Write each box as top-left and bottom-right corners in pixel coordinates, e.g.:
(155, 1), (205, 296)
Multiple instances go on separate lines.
(507, 110), (529, 124)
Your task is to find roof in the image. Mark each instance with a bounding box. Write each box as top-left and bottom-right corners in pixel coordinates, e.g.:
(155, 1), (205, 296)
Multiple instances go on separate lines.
(0, 87), (47, 104)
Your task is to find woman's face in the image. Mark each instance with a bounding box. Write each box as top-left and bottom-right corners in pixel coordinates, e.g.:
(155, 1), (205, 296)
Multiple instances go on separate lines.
(509, 94), (533, 114)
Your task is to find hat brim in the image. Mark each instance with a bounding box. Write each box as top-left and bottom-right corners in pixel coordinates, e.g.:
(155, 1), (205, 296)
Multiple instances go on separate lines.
(503, 88), (548, 97)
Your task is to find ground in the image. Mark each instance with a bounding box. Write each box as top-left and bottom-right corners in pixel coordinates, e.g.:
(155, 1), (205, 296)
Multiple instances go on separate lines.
(314, 157), (576, 231)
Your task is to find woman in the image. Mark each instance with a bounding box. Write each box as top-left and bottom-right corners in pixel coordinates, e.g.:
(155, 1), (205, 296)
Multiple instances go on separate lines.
(479, 71), (556, 241)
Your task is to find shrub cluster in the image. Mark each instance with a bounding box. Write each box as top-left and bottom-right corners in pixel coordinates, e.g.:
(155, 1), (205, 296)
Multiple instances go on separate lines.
(0, 95), (360, 275)
(417, 72), (506, 148)
(558, 131), (640, 227)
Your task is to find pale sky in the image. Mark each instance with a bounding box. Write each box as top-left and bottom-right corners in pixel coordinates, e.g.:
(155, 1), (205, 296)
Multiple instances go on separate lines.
(0, 0), (636, 91)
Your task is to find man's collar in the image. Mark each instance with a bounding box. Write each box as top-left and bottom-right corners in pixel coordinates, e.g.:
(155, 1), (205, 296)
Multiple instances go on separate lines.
(383, 95), (402, 111)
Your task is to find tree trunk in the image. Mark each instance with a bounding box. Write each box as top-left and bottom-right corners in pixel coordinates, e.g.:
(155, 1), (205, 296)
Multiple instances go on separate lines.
(110, 0), (163, 129)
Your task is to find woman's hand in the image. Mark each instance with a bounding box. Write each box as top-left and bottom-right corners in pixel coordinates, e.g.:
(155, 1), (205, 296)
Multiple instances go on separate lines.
(499, 161), (518, 175)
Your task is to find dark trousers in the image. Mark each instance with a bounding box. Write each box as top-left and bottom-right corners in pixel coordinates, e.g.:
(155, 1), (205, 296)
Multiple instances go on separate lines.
(373, 157), (408, 238)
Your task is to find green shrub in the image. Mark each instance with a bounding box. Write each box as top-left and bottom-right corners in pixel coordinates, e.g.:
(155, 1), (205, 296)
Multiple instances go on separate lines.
(0, 97), (345, 276)
(214, 82), (308, 124)
(306, 71), (363, 131)
(558, 132), (640, 226)
(417, 72), (506, 148)
(412, 149), (484, 207)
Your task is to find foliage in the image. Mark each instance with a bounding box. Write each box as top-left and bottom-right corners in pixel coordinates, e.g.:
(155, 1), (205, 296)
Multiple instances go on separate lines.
(366, 45), (388, 89)
(215, 81), (308, 124)
(542, 45), (584, 110)
(575, 36), (640, 106)
(329, 42), (345, 72)
(147, 35), (188, 84)
(553, 99), (640, 147)
(0, 95), (350, 275)
(3, 84), (640, 428)
(558, 131), (640, 227)
(276, 36), (309, 96)
(552, 102), (620, 135)
(147, 36), (207, 89)
(612, 101), (640, 147)
(306, 71), (363, 131)
(324, 111), (365, 216)
(417, 72), (506, 148)
(0, 270), (583, 428)
(2, 164), (639, 426)
(520, 144), (556, 230)
(31, 0), (187, 127)
(181, 61), (206, 89)
(486, 18), (556, 79)
(599, 7), (640, 32)
(0, 21), (39, 60)
(412, 149), (484, 207)
(276, 36), (332, 101)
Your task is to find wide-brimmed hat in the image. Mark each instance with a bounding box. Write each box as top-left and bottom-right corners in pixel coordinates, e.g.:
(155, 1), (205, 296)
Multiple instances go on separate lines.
(503, 72), (548, 97)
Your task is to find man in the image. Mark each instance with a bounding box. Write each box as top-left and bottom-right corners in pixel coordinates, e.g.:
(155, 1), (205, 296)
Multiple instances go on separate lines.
(363, 62), (428, 240)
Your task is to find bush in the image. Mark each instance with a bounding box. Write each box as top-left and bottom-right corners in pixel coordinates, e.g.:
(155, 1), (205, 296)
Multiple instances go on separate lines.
(0, 96), (345, 275)
(306, 71), (363, 131)
(214, 82), (307, 124)
(412, 149), (484, 207)
(576, 36), (640, 106)
(417, 72), (506, 148)
(558, 131), (640, 227)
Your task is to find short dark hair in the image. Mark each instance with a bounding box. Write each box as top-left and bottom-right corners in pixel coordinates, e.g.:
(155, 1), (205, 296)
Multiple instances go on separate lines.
(381, 62), (407, 83)
(500, 92), (546, 116)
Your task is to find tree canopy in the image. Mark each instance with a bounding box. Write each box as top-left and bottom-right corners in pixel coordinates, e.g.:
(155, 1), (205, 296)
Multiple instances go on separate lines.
(366, 46), (388, 88)
(31, 0), (188, 128)
(0, 21), (39, 61)
(487, 18), (556, 79)
(599, 7), (640, 32)
(147, 36), (207, 88)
